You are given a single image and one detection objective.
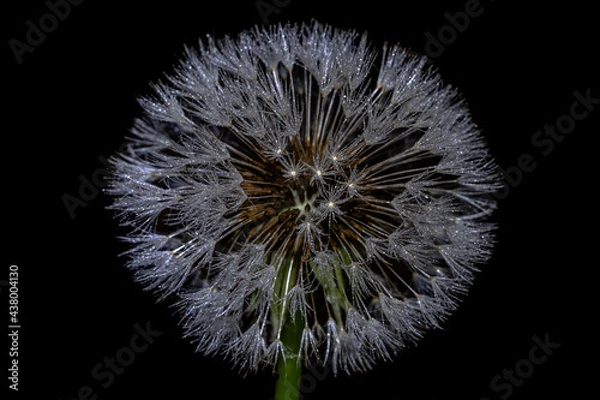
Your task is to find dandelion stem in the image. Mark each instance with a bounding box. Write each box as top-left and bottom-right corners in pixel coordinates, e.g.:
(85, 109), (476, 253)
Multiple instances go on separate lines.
(274, 315), (303, 400)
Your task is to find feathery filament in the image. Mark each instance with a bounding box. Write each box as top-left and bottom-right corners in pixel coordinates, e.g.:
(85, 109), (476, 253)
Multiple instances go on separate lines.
(108, 22), (499, 374)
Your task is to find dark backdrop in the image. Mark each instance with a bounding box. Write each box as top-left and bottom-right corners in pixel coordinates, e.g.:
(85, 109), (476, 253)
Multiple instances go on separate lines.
(4, 1), (598, 399)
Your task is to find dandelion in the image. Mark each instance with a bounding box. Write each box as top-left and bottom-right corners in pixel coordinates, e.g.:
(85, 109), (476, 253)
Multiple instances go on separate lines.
(108, 21), (500, 397)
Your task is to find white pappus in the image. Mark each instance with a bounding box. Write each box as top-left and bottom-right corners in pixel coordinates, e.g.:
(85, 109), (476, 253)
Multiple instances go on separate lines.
(108, 21), (500, 375)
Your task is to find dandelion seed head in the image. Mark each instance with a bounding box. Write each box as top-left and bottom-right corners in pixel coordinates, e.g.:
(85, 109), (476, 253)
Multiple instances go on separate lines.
(108, 22), (500, 374)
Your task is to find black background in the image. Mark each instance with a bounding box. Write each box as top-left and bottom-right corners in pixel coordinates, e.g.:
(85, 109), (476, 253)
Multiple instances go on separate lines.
(3, 1), (598, 399)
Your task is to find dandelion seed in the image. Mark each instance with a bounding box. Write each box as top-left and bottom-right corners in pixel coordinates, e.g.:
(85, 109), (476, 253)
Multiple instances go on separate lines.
(108, 21), (500, 376)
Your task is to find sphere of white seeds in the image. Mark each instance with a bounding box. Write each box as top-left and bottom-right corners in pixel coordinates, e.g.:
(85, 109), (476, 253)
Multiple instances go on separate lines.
(108, 22), (499, 374)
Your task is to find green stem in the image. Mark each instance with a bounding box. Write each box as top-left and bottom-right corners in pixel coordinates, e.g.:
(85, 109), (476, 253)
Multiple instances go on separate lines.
(274, 316), (303, 400)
